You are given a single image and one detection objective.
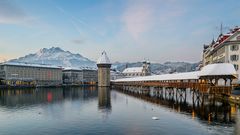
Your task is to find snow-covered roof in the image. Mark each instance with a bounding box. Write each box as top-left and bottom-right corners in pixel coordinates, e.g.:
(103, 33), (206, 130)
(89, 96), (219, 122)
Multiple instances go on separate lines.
(113, 63), (237, 82)
(97, 51), (111, 64)
(122, 67), (143, 73)
(0, 62), (62, 69)
(63, 66), (97, 71)
(199, 63), (237, 77)
(113, 71), (200, 82)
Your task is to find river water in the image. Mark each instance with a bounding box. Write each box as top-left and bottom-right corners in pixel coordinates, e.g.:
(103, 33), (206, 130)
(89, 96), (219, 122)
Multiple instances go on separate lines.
(0, 86), (239, 135)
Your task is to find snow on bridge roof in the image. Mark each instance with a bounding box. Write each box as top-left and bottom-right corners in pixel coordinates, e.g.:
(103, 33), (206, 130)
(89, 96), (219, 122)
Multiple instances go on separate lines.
(113, 63), (237, 82)
(112, 71), (200, 82)
(199, 63), (237, 77)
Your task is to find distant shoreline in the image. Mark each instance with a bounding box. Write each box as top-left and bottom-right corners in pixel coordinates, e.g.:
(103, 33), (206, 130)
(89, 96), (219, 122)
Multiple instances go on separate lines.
(0, 84), (98, 89)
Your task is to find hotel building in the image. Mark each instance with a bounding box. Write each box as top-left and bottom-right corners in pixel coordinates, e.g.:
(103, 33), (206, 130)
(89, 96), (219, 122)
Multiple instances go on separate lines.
(0, 62), (62, 86)
(202, 26), (240, 80)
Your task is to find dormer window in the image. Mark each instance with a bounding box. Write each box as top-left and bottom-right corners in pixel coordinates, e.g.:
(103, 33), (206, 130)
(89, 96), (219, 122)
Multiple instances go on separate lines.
(237, 35), (240, 41)
(231, 45), (239, 51)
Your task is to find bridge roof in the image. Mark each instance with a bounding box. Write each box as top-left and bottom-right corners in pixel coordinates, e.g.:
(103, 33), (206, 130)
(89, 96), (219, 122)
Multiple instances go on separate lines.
(113, 63), (237, 82)
(113, 71), (200, 82)
(199, 63), (237, 77)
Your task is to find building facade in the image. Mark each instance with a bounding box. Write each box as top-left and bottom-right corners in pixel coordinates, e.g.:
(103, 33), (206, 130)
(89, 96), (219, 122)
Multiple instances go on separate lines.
(202, 26), (240, 79)
(0, 62), (62, 86)
(63, 67), (97, 85)
(110, 70), (125, 80)
(122, 61), (151, 77)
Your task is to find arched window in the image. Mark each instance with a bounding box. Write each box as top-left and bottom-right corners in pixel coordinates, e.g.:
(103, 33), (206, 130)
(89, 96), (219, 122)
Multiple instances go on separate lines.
(234, 64), (239, 71)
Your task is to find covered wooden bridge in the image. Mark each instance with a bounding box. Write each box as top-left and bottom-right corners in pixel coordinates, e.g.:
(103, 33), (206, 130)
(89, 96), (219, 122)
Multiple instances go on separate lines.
(111, 63), (237, 96)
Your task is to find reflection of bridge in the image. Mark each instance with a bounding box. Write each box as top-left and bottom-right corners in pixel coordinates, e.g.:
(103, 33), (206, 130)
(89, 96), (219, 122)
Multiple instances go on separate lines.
(115, 89), (235, 124)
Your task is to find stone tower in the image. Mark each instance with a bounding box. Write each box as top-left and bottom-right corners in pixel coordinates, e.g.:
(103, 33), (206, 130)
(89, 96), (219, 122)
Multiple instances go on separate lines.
(142, 60), (151, 76)
(97, 51), (111, 87)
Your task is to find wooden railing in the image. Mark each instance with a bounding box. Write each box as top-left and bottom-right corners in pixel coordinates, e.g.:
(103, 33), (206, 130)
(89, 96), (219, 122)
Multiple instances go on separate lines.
(111, 81), (233, 95)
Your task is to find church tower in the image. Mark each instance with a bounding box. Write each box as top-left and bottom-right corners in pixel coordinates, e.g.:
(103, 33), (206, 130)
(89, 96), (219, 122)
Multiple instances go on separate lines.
(97, 51), (111, 87)
(142, 60), (151, 76)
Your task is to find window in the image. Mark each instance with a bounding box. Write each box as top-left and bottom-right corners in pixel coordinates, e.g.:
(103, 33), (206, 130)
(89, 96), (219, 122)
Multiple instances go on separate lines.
(231, 45), (239, 51)
(230, 55), (239, 61)
(234, 64), (239, 71)
(237, 36), (240, 41)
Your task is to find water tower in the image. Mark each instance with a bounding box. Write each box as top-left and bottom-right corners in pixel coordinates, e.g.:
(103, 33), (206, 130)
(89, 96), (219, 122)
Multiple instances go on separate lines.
(97, 51), (111, 87)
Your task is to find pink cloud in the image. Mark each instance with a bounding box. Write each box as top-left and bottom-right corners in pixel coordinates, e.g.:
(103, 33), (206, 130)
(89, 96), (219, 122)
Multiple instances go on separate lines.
(121, 0), (185, 41)
(122, 1), (155, 40)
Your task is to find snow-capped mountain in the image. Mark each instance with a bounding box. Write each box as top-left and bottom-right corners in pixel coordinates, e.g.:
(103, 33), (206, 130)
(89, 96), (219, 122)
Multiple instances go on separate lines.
(9, 47), (95, 67)
(8, 47), (199, 73)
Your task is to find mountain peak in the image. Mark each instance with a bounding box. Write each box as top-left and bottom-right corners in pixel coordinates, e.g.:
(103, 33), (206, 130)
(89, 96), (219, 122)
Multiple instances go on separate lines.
(9, 47), (96, 67)
(41, 47), (63, 52)
(49, 47), (64, 52)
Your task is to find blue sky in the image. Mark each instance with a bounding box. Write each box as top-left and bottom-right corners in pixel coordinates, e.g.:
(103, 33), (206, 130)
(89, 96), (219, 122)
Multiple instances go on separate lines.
(0, 0), (239, 63)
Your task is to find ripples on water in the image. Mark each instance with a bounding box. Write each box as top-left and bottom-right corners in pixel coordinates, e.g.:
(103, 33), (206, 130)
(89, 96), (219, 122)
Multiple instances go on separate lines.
(0, 86), (238, 135)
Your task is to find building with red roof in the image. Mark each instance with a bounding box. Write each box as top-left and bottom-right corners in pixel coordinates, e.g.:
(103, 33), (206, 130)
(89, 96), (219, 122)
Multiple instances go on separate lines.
(202, 26), (240, 80)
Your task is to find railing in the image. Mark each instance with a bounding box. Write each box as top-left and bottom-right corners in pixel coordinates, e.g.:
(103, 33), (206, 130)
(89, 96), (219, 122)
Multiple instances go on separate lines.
(112, 81), (233, 95)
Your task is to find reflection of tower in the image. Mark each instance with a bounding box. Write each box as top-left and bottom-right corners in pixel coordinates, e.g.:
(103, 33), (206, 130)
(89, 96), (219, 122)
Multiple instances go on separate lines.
(97, 51), (111, 87)
(98, 87), (111, 112)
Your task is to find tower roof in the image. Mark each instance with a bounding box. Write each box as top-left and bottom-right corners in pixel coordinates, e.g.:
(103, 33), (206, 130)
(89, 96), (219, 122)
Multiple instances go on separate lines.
(97, 51), (111, 64)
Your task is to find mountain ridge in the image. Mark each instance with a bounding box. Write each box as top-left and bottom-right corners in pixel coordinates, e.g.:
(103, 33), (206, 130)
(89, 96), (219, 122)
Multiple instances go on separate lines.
(8, 47), (199, 74)
(9, 47), (96, 67)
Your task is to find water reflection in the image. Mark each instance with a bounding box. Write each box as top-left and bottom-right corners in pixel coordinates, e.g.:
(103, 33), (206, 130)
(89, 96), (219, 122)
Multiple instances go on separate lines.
(0, 87), (238, 134)
(98, 87), (111, 112)
(117, 89), (236, 125)
(0, 87), (236, 125)
(0, 87), (98, 108)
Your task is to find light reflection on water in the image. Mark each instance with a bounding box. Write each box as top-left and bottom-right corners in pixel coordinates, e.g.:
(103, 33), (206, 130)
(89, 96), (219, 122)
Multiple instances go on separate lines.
(0, 86), (238, 135)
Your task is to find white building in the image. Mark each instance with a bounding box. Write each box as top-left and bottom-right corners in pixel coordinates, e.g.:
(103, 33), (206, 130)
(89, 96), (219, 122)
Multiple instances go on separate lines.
(202, 26), (240, 81)
(63, 67), (97, 85)
(0, 62), (62, 86)
(122, 61), (151, 77)
(110, 70), (124, 80)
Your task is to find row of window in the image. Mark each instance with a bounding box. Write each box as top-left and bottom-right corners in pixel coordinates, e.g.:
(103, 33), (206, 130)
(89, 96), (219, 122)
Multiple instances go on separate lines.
(125, 73), (143, 76)
(6, 72), (61, 80)
(230, 45), (239, 51)
(230, 55), (239, 61)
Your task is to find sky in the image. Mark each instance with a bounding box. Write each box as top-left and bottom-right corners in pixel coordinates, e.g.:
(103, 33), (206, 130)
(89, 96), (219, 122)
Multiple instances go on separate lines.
(0, 0), (239, 63)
